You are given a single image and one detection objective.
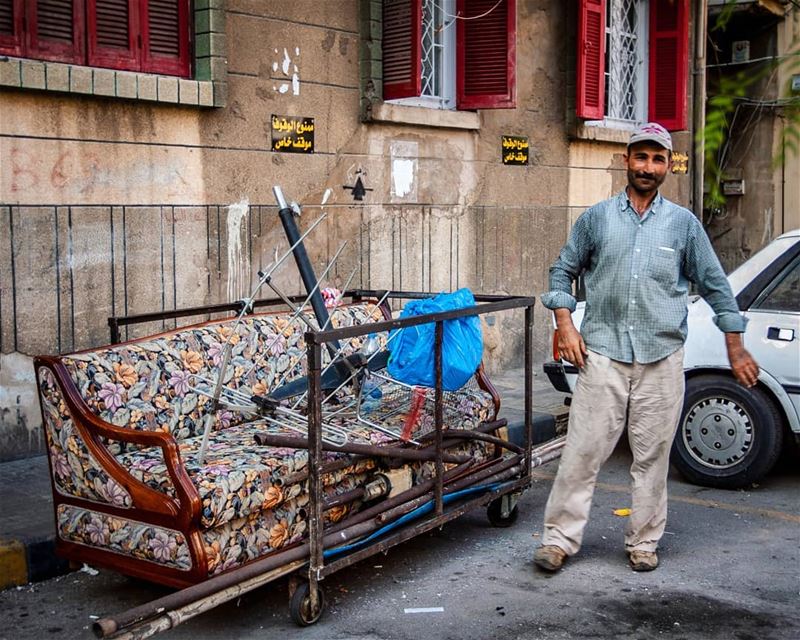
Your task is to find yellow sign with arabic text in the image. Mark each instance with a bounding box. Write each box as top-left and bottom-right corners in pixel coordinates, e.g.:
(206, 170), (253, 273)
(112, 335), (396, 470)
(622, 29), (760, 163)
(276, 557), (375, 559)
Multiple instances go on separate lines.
(671, 152), (688, 175)
(502, 135), (529, 165)
(271, 115), (315, 154)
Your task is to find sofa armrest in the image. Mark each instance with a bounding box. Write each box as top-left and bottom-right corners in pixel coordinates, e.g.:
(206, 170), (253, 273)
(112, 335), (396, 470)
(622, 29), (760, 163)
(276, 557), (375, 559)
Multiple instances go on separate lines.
(36, 358), (202, 527)
(474, 363), (501, 420)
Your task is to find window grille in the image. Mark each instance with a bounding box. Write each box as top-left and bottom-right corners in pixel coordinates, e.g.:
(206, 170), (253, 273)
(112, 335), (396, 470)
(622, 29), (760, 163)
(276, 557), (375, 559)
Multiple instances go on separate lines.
(605, 0), (646, 124)
(420, 0), (445, 99)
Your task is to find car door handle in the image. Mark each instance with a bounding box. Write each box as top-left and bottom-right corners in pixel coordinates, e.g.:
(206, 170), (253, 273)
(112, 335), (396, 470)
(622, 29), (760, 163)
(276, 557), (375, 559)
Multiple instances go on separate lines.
(767, 327), (795, 341)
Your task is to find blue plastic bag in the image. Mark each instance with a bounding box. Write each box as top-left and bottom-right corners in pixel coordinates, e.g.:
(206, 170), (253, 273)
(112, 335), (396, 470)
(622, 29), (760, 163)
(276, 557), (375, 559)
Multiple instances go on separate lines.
(387, 288), (483, 391)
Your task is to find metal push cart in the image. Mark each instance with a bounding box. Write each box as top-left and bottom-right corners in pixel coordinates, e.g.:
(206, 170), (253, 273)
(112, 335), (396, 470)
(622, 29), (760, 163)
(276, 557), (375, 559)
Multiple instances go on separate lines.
(94, 289), (567, 639)
(93, 186), (565, 638)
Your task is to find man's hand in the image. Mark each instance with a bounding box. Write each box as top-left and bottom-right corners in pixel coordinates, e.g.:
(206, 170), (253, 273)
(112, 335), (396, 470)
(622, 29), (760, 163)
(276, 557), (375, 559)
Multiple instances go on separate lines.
(554, 308), (588, 368)
(725, 333), (759, 388)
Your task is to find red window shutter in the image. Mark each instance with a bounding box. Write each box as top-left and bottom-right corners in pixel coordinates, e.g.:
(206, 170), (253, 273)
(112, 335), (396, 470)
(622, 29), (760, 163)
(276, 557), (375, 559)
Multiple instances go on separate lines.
(27, 0), (84, 64)
(141, 0), (191, 77)
(382, 0), (422, 100)
(648, 0), (689, 131)
(456, 0), (516, 110)
(0, 0), (24, 57)
(87, 0), (140, 71)
(576, 0), (606, 120)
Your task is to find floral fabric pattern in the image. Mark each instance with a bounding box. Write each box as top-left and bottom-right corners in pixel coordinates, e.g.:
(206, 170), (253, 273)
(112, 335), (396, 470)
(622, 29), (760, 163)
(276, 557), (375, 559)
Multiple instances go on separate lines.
(116, 421), (378, 529)
(60, 303), (386, 449)
(57, 504), (191, 570)
(40, 299), (507, 582)
(201, 479), (365, 576)
(39, 368), (132, 507)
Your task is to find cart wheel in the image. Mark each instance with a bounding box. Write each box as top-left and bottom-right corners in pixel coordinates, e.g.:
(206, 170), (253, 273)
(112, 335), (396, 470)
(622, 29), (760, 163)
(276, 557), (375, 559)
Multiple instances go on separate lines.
(487, 497), (519, 527)
(289, 581), (325, 627)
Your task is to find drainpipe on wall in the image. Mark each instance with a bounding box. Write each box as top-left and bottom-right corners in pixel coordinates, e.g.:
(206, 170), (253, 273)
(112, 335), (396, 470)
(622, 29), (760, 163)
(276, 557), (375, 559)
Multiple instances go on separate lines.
(692, 0), (708, 220)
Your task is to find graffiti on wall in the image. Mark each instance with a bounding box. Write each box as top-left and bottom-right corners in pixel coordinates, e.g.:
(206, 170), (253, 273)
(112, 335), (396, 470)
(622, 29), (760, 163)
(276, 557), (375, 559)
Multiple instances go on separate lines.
(4, 146), (193, 201)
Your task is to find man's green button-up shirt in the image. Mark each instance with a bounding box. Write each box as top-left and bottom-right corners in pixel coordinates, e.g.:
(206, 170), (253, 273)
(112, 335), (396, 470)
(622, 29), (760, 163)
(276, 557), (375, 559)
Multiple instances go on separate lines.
(541, 190), (747, 364)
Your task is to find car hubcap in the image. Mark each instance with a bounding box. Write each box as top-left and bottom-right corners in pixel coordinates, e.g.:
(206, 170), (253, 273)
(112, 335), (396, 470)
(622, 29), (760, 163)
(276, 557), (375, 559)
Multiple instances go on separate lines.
(682, 397), (753, 469)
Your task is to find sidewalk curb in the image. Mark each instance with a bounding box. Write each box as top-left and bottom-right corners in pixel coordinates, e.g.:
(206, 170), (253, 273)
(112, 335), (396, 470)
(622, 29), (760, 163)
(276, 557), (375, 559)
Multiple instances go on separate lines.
(0, 535), (70, 590)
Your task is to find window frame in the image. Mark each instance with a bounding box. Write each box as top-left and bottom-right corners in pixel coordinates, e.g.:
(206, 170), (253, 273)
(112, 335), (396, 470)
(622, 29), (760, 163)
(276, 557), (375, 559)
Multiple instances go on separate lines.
(576, 0), (689, 131)
(603, 0), (648, 127)
(0, 0), (193, 79)
(751, 253), (800, 313)
(380, 0), (516, 112)
(388, 0), (456, 110)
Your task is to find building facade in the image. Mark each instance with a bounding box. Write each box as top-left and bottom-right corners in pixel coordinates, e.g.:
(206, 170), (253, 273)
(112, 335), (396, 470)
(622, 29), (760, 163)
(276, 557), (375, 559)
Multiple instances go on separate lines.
(0, 0), (695, 460)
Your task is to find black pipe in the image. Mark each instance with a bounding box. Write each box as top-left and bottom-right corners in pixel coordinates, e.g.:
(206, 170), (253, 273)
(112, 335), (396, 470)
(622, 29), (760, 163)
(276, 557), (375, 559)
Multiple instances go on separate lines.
(276, 203), (340, 351)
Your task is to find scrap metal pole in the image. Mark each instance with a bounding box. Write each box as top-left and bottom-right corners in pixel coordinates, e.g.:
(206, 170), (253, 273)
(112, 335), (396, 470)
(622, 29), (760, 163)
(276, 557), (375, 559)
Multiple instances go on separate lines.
(692, 0), (708, 217)
(524, 304), (534, 475)
(274, 186), (340, 353)
(306, 338), (324, 612)
(434, 321), (444, 517)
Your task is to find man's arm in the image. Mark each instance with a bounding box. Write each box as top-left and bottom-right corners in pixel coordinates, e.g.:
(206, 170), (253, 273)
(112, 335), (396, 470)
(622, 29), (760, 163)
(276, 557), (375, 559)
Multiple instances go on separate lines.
(541, 212), (593, 368)
(725, 332), (759, 388)
(684, 221), (759, 387)
(554, 308), (588, 368)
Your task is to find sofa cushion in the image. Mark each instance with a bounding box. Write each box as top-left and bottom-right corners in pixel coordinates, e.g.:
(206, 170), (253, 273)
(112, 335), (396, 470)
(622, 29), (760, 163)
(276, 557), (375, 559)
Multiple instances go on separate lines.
(115, 420), (380, 529)
(115, 379), (495, 529)
(61, 302), (386, 445)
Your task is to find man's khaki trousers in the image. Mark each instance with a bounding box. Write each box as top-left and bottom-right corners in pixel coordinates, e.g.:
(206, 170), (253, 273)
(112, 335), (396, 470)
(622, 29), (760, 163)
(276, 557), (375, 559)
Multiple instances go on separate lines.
(541, 348), (685, 555)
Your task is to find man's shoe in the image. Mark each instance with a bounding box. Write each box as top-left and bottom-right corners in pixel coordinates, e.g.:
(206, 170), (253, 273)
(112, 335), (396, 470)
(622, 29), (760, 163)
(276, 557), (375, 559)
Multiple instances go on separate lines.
(533, 545), (568, 572)
(628, 550), (658, 572)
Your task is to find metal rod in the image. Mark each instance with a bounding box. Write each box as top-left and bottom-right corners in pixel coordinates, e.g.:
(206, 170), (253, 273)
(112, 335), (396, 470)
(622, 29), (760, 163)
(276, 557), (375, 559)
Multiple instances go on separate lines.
(270, 265), (359, 392)
(434, 321), (444, 517)
(524, 304), (534, 475)
(240, 240), (349, 381)
(419, 429), (524, 454)
(307, 340), (324, 609)
(290, 290), (392, 411)
(197, 212), (328, 465)
(252, 432), (470, 464)
(277, 189), (338, 353)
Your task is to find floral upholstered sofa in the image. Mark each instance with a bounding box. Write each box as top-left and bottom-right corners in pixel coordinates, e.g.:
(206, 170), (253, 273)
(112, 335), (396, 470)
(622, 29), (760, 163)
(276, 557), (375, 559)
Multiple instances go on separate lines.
(35, 300), (501, 588)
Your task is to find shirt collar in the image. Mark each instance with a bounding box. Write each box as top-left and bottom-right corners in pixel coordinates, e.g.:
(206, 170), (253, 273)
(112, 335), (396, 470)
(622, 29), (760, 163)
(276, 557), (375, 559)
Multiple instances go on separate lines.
(618, 189), (663, 216)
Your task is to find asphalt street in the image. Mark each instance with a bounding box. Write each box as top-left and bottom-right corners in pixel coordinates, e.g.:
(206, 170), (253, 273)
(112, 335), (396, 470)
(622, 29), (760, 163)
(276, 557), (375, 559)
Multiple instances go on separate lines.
(1, 439), (798, 640)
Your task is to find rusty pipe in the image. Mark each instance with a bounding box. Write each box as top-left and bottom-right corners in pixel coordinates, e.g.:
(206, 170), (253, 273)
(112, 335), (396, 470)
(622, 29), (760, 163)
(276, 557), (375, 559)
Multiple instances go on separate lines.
(253, 432), (470, 464)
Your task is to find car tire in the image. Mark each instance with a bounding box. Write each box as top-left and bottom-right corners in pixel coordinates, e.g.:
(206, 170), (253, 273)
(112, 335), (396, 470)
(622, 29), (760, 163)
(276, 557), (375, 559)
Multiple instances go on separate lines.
(671, 374), (784, 489)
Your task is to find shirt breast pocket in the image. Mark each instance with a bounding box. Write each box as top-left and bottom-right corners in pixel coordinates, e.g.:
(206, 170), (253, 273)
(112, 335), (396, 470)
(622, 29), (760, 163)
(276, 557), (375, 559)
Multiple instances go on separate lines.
(649, 246), (678, 285)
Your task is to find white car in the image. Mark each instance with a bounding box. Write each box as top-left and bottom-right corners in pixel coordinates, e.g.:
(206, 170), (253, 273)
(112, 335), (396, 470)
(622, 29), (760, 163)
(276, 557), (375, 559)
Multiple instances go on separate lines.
(543, 229), (800, 489)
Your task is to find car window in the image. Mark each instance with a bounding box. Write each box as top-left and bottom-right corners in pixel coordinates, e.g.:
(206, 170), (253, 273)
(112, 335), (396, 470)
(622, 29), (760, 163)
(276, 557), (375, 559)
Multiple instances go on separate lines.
(752, 256), (800, 312)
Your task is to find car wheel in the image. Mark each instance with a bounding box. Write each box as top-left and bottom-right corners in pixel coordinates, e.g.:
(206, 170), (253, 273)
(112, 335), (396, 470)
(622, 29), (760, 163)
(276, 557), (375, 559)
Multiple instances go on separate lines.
(671, 374), (784, 489)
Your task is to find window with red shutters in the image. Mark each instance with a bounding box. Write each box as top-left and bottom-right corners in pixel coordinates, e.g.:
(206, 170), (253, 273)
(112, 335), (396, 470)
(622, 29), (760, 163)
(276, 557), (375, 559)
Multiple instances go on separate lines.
(576, 0), (605, 120)
(575, 0), (689, 131)
(456, 0), (516, 109)
(0, 0), (24, 57)
(382, 0), (422, 100)
(0, 0), (192, 78)
(87, 0), (139, 70)
(142, 0), (191, 76)
(27, 0), (85, 64)
(648, 0), (689, 131)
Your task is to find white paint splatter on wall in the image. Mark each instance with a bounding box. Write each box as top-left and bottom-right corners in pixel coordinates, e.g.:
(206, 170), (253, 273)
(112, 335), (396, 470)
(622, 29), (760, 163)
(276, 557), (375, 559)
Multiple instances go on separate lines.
(273, 47), (301, 96)
(226, 199), (250, 302)
(390, 141), (418, 201)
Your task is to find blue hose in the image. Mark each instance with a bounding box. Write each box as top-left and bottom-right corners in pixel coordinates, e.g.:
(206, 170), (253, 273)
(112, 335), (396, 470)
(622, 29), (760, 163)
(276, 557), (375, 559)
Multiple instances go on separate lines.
(323, 482), (503, 559)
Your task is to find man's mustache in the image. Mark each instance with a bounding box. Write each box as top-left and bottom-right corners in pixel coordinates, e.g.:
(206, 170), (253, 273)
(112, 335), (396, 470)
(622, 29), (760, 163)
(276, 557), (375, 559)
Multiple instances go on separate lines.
(635, 172), (656, 180)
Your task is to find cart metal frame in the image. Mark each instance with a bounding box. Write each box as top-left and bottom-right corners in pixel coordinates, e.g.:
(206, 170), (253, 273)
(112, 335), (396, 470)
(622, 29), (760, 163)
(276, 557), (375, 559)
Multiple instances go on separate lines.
(95, 289), (556, 638)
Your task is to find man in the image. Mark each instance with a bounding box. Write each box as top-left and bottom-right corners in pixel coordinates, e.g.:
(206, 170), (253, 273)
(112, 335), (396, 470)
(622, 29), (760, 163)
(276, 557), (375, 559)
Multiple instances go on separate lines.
(534, 122), (759, 573)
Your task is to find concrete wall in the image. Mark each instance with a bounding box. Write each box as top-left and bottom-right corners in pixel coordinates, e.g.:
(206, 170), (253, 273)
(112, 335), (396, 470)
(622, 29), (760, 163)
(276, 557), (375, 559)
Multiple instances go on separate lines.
(0, 0), (692, 460)
(703, 4), (800, 272)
